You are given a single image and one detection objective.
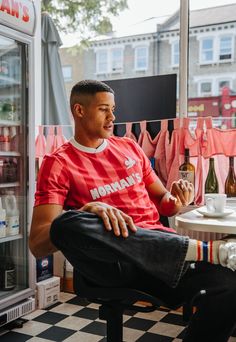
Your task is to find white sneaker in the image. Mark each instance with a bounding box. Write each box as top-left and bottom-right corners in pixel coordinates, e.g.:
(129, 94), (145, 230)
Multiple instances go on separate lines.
(219, 240), (236, 271)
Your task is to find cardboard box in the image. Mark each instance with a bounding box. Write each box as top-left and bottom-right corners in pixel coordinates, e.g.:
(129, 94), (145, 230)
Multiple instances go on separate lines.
(36, 276), (60, 309)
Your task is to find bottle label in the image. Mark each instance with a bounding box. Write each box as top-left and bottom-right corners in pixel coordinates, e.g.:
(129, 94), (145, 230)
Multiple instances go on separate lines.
(0, 220), (6, 226)
(179, 171), (194, 185)
(5, 268), (16, 289)
(6, 216), (19, 235)
(0, 220), (6, 238)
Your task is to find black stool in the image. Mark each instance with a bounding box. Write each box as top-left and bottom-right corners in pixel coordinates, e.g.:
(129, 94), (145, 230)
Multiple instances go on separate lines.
(73, 269), (206, 342)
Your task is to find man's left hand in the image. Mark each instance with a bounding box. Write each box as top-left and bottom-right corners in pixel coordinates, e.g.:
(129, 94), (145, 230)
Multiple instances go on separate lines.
(170, 179), (194, 207)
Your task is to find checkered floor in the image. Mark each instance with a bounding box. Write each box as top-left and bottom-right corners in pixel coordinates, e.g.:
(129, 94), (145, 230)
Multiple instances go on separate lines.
(1, 292), (236, 341)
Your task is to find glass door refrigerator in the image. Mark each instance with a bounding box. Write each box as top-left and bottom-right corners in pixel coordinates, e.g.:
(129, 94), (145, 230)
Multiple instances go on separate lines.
(0, 1), (37, 326)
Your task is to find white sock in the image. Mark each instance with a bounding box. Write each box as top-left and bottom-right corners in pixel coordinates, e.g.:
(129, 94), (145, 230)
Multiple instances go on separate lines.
(185, 239), (224, 264)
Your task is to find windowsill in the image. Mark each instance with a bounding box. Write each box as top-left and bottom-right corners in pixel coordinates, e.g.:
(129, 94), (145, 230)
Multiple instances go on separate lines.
(198, 93), (213, 97)
(95, 72), (108, 76)
(111, 69), (123, 74)
(218, 59), (234, 64)
(134, 68), (148, 72)
(199, 61), (215, 66)
(95, 70), (123, 75)
(199, 59), (233, 66)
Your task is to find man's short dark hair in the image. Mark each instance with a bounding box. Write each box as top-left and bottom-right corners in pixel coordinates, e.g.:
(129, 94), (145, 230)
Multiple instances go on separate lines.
(70, 80), (114, 113)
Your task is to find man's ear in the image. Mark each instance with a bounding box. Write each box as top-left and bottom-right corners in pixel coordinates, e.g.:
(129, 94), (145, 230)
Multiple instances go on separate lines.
(73, 103), (84, 117)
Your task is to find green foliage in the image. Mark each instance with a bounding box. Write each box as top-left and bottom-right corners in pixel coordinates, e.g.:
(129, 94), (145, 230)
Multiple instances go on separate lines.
(41, 0), (128, 39)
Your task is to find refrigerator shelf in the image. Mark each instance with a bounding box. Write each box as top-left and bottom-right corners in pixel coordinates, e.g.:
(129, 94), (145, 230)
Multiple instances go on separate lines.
(0, 234), (23, 244)
(0, 182), (20, 188)
(0, 151), (21, 156)
(0, 285), (27, 297)
(0, 120), (21, 127)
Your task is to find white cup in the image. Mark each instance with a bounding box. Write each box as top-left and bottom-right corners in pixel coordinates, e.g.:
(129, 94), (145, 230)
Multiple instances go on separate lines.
(204, 194), (227, 214)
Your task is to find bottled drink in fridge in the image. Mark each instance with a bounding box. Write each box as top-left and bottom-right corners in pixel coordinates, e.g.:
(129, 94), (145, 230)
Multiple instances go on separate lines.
(0, 127), (10, 152)
(2, 158), (17, 182)
(225, 156), (236, 197)
(0, 197), (6, 238)
(0, 243), (16, 291)
(2, 191), (19, 236)
(205, 157), (219, 193)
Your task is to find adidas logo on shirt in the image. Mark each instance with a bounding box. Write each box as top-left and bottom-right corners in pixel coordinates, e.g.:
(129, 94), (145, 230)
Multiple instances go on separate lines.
(124, 157), (136, 169)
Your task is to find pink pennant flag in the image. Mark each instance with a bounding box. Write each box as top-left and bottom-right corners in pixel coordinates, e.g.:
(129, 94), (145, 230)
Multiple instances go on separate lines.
(35, 126), (46, 158)
(54, 126), (67, 150)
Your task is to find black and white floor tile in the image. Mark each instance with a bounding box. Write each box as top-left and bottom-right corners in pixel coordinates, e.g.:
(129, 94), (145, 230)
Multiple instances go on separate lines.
(1, 292), (236, 341)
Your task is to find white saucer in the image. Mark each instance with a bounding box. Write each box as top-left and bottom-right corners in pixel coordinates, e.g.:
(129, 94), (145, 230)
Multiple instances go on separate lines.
(197, 207), (235, 218)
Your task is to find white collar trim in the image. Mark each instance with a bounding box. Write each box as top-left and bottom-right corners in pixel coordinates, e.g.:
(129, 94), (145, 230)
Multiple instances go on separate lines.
(69, 137), (108, 153)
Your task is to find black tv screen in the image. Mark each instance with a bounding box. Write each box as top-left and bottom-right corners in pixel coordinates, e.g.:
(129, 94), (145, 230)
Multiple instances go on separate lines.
(104, 74), (176, 138)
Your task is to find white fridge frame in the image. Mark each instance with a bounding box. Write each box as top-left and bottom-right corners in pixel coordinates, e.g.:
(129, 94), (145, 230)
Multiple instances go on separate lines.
(0, 23), (36, 312)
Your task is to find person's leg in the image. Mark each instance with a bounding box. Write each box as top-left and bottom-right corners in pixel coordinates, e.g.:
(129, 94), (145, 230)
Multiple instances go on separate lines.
(50, 210), (236, 341)
(135, 263), (236, 342)
(50, 210), (189, 288)
(175, 262), (236, 342)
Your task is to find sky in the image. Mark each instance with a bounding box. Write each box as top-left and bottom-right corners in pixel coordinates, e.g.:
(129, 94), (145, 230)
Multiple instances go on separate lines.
(60, 0), (236, 47)
(112, 0), (236, 31)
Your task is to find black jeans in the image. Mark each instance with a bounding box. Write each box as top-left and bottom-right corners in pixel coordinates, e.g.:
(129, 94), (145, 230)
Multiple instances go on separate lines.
(50, 210), (236, 342)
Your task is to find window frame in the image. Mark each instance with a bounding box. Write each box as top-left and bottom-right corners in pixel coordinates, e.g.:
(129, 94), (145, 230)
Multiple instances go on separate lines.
(95, 47), (124, 74)
(62, 65), (72, 82)
(217, 78), (232, 94)
(198, 80), (213, 97)
(96, 49), (109, 74)
(171, 40), (180, 67)
(218, 35), (234, 62)
(134, 45), (149, 71)
(199, 36), (215, 65)
(110, 47), (124, 73)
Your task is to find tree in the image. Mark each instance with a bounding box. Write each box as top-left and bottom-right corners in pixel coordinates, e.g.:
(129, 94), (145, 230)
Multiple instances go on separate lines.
(41, 0), (128, 40)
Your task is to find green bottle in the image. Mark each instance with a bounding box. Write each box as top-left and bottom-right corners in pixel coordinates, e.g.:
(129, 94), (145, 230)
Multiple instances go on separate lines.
(205, 157), (219, 193)
(225, 156), (236, 197)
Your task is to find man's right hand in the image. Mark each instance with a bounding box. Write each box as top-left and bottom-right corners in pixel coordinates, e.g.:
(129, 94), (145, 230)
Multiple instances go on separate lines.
(80, 202), (137, 238)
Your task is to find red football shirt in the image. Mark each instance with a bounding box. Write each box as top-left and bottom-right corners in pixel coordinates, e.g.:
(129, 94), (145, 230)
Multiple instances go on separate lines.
(35, 136), (175, 232)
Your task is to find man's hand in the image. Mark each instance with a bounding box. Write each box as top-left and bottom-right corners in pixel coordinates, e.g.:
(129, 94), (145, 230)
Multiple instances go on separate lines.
(80, 202), (137, 238)
(170, 179), (194, 207)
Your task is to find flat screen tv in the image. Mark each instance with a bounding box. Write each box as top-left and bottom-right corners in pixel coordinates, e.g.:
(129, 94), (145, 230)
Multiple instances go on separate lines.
(104, 74), (176, 138)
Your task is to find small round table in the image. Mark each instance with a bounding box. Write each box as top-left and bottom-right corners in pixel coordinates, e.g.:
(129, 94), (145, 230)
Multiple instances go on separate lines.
(175, 208), (236, 235)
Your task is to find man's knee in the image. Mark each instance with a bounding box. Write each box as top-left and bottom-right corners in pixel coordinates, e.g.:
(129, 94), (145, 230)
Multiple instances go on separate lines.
(50, 212), (67, 246)
(50, 210), (104, 245)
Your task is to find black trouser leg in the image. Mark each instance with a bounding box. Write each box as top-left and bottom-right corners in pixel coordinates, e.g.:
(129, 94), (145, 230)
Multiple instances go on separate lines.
(177, 262), (236, 342)
(50, 210), (188, 287)
(50, 210), (236, 341)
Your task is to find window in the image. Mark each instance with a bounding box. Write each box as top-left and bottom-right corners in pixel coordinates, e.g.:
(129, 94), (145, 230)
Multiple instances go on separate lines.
(200, 38), (214, 63)
(135, 46), (148, 71)
(218, 80), (230, 94)
(62, 65), (72, 82)
(111, 48), (123, 72)
(96, 48), (123, 74)
(172, 41), (179, 66)
(96, 50), (108, 74)
(219, 36), (233, 60)
(199, 81), (212, 96)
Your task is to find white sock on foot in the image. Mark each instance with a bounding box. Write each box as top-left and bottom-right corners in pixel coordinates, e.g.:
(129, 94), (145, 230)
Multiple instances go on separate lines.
(185, 238), (236, 271)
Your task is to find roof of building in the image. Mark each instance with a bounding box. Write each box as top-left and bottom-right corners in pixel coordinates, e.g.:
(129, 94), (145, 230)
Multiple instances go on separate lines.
(163, 3), (236, 31)
(95, 3), (236, 42)
(61, 3), (236, 47)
